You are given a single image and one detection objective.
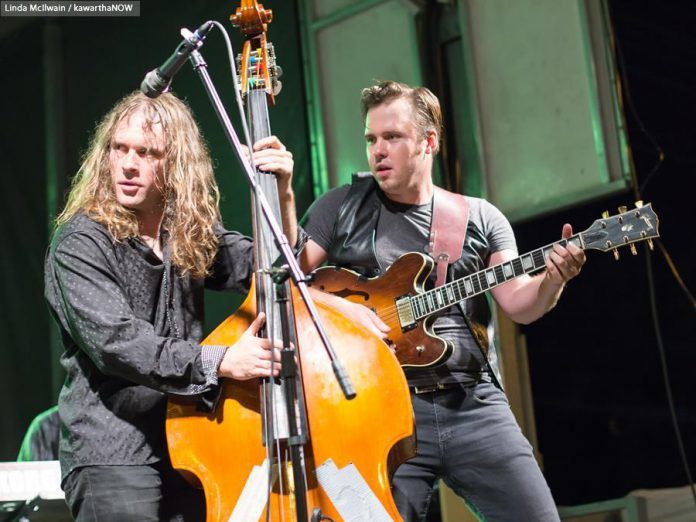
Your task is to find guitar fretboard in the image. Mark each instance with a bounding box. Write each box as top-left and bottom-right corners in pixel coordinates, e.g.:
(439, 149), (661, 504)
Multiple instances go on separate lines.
(408, 235), (583, 319)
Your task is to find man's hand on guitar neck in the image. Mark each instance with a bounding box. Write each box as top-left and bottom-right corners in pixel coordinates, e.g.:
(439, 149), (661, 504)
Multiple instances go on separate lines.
(490, 224), (586, 325)
(544, 224), (586, 287)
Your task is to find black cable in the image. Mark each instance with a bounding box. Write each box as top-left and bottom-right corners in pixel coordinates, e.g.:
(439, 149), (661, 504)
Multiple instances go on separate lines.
(609, 8), (665, 196)
(644, 243), (696, 503)
(608, 2), (696, 506)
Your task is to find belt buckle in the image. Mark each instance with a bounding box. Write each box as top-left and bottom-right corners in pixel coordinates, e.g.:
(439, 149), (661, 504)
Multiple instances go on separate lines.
(413, 383), (443, 395)
(413, 382), (462, 395)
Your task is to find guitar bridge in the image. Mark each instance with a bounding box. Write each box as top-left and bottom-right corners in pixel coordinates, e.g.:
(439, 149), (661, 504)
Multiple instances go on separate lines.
(395, 295), (417, 331)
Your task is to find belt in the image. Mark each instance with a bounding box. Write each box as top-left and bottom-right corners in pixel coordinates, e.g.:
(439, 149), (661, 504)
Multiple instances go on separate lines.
(412, 382), (462, 395)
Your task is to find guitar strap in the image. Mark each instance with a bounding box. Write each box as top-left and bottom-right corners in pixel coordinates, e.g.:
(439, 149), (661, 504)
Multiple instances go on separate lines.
(430, 189), (503, 389)
(429, 187), (469, 287)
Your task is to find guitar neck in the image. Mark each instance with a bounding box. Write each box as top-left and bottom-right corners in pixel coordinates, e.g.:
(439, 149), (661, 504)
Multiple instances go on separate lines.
(410, 234), (584, 320)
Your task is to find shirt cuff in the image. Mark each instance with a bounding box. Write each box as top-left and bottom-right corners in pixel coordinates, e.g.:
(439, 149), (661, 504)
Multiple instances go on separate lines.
(201, 345), (227, 386)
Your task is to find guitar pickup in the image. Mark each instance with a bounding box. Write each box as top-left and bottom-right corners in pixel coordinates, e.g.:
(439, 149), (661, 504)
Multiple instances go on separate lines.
(395, 295), (417, 331)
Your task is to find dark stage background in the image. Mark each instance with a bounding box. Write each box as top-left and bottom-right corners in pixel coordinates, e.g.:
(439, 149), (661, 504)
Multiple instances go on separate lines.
(0, 0), (693, 509)
(516, 1), (696, 505)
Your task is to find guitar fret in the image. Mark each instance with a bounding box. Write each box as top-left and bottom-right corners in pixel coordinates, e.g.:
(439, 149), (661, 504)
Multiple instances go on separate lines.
(417, 296), (425, 315)
(479, 272), (489, 290)
(512, 258), (523, 276)
(446, 285), (455, 303)
(441, 287), (449, 306)
(521, 254), (532, 272)
(464, 278), (473, 296)
(455, 280), (465, 300)
(419, 295), (427, 315)
(532, 249), (545, 269)
(503, 262), (514, 279)
(413, 297), (422, 317)
(494, 265), (505, 284)
(427, 292), (435, 312)
(471, 275), (481, 294)
(486, 269), (496, 286)
(434, 289), (443, 308)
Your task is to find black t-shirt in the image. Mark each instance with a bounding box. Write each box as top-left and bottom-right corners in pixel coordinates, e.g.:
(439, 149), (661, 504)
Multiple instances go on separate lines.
(302, 184), (517, 386)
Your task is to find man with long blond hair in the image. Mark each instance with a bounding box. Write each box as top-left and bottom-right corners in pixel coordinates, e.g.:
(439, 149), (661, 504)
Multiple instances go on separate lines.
(299, 81), (586, 521)
(45, 91), (299, 521)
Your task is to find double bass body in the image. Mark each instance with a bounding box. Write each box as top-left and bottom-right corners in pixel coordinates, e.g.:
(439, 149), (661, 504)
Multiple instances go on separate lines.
(167, 284), (415, 521)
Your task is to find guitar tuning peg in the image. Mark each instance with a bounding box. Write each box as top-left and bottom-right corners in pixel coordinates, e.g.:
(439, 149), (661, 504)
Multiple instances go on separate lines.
(613, 249), (620, 261)
(618, 205), (627, 214)
(635, 200), (644, 208)
(602, 211), (609, 219)
(648, 239), (654, 250)
(629, 244), (637, 255)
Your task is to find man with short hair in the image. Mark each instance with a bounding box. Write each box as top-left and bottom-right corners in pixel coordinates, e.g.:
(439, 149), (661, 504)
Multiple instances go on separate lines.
(299, 81), (586, 521)
(45, 91), (300, 521)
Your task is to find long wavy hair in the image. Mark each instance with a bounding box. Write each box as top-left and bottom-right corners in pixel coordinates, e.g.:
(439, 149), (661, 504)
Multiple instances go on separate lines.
(56, 91), (221, 278)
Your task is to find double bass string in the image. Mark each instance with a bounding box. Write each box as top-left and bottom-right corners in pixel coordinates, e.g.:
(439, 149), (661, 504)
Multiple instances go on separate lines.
(248, 82), (308, 519)
(248, 88), (286, 519)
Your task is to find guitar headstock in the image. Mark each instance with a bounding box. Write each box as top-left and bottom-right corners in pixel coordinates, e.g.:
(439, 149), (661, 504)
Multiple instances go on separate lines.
(581, 202), (660, 258)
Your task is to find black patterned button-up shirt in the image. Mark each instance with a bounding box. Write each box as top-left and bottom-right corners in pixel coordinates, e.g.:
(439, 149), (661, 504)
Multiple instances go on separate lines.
(44, 213), (253, 479)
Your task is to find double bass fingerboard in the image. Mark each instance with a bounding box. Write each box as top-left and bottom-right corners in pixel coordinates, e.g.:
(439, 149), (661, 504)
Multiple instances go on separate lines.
(247, 89), (306, 444)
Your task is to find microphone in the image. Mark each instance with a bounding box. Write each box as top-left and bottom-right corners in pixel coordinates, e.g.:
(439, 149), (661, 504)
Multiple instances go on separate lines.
(140, 21), (213, 98)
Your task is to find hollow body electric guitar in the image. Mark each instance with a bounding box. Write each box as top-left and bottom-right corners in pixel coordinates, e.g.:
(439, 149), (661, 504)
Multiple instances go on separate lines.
(309, 203), (660, 368)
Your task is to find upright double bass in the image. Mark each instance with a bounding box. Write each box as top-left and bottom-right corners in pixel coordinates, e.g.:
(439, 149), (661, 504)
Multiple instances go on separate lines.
(166, 2), (414, 520)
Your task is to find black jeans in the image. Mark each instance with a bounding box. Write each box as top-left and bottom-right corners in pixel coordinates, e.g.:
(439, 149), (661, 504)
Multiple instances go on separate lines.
(392, 382), (560, 522)
(62, 462), (205, 521)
